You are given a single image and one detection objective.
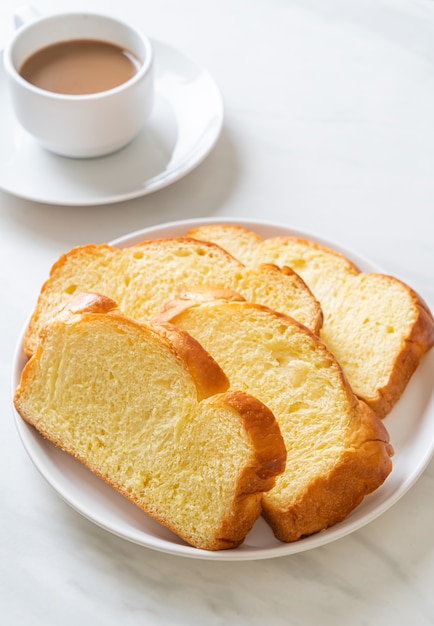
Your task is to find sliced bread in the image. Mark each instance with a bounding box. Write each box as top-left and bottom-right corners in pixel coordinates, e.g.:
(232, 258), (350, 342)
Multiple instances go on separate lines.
(187, 224), (434, 417)
(23, 237), (322, 357)
(154, 288), (393, 542)
(14, 292), (287, 551)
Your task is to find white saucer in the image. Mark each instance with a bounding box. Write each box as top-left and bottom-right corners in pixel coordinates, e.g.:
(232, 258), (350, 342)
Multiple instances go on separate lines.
(0, 40), (223, 206)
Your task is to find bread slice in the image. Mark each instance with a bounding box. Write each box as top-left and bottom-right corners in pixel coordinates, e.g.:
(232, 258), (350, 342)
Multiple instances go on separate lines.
(23, 237), (322, 357)
(14, 292), (287, 551)
(154, 288), (393, 542)
(187, 224), (434, 418)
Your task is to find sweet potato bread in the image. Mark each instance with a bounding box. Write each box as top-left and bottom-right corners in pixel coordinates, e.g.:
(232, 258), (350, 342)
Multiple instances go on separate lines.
(187, 224), (434, 418)
(154, 288), (393, 542)
(23, 237), (322, 357)
(14, 293), (287, 551)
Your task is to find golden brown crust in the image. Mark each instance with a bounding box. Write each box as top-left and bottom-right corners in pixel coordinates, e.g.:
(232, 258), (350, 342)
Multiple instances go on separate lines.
(261, 346), (394, 542)
(262, 399), (393, 542)
(135, 235), (241, 252)
(188, 223), (263, 246)
(151, 321), (230, 400)
(23, 244), (116, 356)
(154, 287), (319, 341)
(174, 286), (247, 304)
(157, 287), (246, 325)
(366, 281), (434, 416)
(258, 264), (324, 334)
(46, 291), (119, 321)
(187, 225), (359, 274)
(222, 391), (287, 483)
(266, 236), (361, 273)
(194, 391), (287, 550)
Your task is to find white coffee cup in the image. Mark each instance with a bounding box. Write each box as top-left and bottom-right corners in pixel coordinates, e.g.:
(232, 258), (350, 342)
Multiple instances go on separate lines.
(3, 10), (154, 158)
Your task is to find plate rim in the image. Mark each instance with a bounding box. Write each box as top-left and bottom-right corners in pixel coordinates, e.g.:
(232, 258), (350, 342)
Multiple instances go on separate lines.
(11, 218), (434, 560)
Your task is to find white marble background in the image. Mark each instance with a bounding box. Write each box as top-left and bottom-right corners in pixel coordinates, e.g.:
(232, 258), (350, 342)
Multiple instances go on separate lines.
(1, 0), (434, 624)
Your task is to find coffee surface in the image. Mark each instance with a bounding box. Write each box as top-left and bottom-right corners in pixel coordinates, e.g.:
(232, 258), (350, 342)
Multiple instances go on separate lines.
(19, 39), (140, 95)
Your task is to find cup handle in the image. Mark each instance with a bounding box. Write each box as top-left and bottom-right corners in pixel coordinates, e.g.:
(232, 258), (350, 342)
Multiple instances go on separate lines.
(14, 5), (40, 29)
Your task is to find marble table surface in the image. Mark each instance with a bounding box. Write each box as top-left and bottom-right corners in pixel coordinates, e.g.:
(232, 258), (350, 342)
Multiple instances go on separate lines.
(1, 0), (433, 624)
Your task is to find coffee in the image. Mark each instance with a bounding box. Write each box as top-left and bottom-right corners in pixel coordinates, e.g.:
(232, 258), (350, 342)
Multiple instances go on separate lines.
(19, 39), (141, 95)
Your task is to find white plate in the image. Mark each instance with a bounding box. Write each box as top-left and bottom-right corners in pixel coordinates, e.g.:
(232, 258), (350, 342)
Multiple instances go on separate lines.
(0, 41), (223, 206)
(12, 218), (434, 560)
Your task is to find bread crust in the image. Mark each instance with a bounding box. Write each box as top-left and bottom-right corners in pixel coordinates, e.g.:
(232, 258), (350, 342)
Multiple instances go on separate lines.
(200, 390), (287, 549)
(364, 280), (434, 416)
(24, 243), (114, 356)
(187, 225), (359, 274)
(262, 394), (393, 542)
(148, 321), (231, 401)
